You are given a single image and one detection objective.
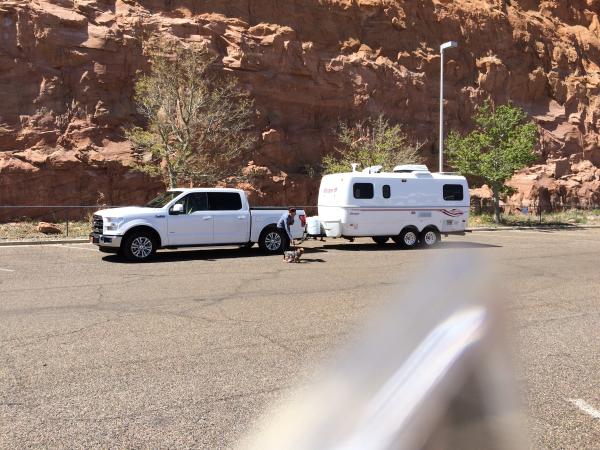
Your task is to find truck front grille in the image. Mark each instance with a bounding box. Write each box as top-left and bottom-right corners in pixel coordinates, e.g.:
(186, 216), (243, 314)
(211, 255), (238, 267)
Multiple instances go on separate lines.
(92, 215), (103, 234)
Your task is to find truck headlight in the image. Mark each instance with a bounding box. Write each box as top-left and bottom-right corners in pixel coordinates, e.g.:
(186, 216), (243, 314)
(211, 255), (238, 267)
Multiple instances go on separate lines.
(105, 217), (125, 231)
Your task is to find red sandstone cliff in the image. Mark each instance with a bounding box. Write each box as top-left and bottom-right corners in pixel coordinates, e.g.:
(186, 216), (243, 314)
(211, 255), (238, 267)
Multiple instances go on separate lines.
(1, 0), (600, 218)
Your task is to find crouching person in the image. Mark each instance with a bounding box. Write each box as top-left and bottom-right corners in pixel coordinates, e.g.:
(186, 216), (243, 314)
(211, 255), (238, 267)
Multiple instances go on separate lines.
(277, 207), (296, 251)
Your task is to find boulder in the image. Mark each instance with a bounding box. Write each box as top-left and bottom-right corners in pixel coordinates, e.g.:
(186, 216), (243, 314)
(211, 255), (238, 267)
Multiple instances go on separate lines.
(37, 222), (62, 234)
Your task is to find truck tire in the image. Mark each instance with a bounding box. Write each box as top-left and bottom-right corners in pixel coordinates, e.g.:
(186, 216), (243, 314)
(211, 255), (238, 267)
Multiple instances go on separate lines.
(394, 228), (419, 249)
(420, 227), (440, 248)
(259, 228), (286, 254)
(122, 231), (157, 262)
(372, 236), (389, 245)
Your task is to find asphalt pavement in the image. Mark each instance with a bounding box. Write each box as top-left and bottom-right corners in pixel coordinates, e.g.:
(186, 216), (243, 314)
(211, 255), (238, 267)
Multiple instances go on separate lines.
(1, 230), (599, 448)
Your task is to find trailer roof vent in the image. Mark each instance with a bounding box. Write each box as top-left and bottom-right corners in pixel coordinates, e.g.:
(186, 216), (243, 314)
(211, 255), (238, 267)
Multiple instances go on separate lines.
(414, 171), (433, 178)
(392, 164), (430, 173)
(362, 165), (383, 174)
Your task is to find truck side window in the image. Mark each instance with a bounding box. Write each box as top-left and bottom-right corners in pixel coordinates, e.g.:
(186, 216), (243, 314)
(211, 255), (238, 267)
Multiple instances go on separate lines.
(382, 185), (391, 199)
(173, 193), (208, 214)
(443, 184), (463, 201)
(188, 193), (208, 213)
(353, 183), (374, 199)
(208, 192), (243, 210)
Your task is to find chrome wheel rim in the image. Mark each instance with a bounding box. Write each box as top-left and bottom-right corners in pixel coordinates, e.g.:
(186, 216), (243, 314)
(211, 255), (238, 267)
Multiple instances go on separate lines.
(403, 231), (417, 247)
(131, 236), (153, 259)
(424, 231), (437, 246)
(265, 232), (282, 251)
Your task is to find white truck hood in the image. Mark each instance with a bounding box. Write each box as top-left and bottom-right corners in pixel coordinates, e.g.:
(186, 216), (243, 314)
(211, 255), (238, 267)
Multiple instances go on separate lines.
(95, 206), (162, 218)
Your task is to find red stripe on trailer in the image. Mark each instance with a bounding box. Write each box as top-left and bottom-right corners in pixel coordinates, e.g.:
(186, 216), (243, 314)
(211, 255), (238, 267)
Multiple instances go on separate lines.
(355, 207), (464, 216)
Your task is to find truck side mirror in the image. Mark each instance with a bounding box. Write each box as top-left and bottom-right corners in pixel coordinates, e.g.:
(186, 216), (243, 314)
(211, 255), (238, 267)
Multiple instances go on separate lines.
(171, 203), (184, 215)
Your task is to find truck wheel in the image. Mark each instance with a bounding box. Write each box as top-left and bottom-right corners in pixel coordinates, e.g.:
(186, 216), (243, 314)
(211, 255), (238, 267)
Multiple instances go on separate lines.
(394, 228), (419, 249)
(372, 236), (389, 245)
(122, 231), (157, 262)
(420, 228), (440, 248)
(259, 228), (285, 254)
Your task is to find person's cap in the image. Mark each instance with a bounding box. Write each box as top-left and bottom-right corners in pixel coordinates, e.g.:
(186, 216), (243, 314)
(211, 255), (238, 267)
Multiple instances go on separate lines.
(289, 207), (297, 213)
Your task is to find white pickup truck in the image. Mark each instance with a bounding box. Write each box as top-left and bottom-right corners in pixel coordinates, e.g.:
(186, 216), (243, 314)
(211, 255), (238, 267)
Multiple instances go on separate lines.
(90, 188), (306, 261)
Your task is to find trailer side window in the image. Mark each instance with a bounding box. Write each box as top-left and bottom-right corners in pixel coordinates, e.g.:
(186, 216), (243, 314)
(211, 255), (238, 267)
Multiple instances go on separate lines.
(443, 184), (464, 201)
(382, 185), (391, 199)
(353, 183), (374, 199)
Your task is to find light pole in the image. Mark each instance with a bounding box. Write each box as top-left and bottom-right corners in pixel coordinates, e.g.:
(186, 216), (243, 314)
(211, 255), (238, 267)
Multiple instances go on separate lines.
(439, 41), (458, 173)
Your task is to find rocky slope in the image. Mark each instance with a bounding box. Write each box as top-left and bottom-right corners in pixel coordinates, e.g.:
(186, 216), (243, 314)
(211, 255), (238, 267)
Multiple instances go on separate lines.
(1, 0), (600, 219)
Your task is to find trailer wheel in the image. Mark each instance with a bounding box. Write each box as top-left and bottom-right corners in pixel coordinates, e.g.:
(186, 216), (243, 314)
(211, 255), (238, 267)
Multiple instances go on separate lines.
(372, 236), (389, 245)
(420, 227), (440, 248)
(394, 228), (419, 249)
(259, 228), (285, 254)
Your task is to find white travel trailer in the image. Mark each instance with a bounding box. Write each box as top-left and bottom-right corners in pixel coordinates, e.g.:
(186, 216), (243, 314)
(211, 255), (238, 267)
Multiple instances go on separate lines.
(308, 165), (469, 248)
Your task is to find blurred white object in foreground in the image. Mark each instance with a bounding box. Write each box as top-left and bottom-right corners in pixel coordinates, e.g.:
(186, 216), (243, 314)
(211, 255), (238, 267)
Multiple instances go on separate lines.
(241, 253), (525, 450)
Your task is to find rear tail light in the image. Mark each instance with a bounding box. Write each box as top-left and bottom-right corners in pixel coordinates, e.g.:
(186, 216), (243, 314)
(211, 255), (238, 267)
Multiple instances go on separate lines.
(299, 214), (306, 227)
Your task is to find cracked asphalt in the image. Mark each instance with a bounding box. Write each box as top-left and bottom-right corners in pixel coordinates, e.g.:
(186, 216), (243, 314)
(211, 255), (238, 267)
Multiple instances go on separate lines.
(1, 230), (599, 448)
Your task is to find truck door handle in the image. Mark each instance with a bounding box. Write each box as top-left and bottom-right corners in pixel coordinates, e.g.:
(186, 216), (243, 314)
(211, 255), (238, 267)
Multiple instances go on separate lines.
(237, 215), (246, 219)
(155, 214), (165, 218)
(203, 216), (213, 220)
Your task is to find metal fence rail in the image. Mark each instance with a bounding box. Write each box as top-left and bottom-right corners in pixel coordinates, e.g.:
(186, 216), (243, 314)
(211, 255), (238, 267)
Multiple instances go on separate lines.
(1, 203), (599, 236)
(0, 205), (123, 237)
(471, 202), (600, 225)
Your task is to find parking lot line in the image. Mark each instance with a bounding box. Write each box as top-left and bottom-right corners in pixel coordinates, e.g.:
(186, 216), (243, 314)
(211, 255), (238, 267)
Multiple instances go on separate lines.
(568, 398), (600, 419)
(0, 267), (15, 272)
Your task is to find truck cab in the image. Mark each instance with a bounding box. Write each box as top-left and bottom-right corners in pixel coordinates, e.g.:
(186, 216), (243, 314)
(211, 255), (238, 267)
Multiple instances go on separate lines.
(90, 188), (305, 261)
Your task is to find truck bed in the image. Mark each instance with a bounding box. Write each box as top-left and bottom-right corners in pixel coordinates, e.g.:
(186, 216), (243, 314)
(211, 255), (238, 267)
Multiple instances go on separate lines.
(250, 206), (298, 210)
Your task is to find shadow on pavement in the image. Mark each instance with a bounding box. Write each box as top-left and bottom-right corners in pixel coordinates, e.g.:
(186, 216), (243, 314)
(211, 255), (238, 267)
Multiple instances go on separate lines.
(101, 239), (501, 263)
(102, 246), (327, 263)
(322, 241), (501, 251)
(530, 227), (587, 233)
(437, 241), (501, 248)
(472, 225), (588, 232)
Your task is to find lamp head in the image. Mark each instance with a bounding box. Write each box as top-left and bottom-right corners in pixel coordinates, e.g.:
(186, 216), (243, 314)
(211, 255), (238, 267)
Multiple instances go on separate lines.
(440, 41), (458, 51)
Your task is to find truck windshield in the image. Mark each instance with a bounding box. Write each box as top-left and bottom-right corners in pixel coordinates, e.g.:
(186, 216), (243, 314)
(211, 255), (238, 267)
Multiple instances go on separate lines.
(144, 191), (183, 208)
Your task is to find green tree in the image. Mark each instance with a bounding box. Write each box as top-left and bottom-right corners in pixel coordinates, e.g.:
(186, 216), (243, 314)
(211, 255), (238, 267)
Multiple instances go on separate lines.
(127, 40), (256, 188)
(322, 115), (423, 174)
(447, 102), (537, 223)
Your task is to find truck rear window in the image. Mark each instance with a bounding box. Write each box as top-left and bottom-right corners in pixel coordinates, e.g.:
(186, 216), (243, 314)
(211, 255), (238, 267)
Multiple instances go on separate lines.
(443, 184), (464, 201)
(353, 183), (374, 199)
(208, 192), (242, 210)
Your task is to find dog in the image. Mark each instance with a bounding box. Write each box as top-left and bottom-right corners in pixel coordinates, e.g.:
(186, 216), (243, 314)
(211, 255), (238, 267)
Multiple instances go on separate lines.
(283, 247), (304, 263)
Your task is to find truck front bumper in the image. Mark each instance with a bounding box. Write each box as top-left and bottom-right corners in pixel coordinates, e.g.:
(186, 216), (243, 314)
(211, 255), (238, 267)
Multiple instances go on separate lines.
(89, 233), (122, 248)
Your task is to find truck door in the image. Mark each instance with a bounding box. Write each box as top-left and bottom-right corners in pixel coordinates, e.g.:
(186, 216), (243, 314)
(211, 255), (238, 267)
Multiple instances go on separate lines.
(167, 193), (213, 245)
(207, 192), (250, 244)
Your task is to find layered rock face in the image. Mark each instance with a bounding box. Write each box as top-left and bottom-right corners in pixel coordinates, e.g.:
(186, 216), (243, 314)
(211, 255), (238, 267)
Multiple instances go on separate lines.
(1, 0), (600, 219)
